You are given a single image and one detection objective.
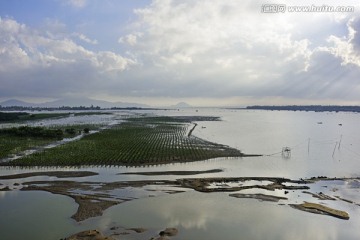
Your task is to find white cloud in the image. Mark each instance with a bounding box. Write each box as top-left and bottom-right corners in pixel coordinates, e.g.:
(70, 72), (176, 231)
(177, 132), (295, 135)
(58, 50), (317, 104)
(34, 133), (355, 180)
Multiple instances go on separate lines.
(74, 33), (98, 45)
(0, 17), (136, 98)
(0, 17), (31, 70)
(112, 0), (359, 104)
(96, 51), (136, 72)
(136, 1), (311, 68)
(118, 33), (141, 46)
(125, 1), (313, 94)
(324, 17), (360, 67)
(65, 0), (87, 8)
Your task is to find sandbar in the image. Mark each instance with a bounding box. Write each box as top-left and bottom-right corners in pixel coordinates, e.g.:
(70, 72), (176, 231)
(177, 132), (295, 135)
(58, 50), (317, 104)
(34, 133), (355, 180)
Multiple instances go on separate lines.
(290, 202), (350, 220)
(0, 171), (98, 180)
(229, 193), (288, 202)
(120, 169), (223, 176)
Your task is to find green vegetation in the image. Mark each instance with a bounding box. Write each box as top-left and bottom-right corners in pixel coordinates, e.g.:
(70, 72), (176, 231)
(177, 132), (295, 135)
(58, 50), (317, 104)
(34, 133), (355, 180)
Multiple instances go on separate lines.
(0, 126), (64, 159)
(0, 110), (113, 122)
(0, 112), (28, 121)
(4, 116), (242, 166)
(0, 125), (99, 160)
(0, 112), (70, 122)
(73, 112), (112, 116)
(0, 126), (64, 139)
(0, 136), (54, 159)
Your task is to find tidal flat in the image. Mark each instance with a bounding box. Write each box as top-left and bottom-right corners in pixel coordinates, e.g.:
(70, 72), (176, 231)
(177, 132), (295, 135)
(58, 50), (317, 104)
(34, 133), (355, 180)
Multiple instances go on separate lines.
(1, 109), (360, 239)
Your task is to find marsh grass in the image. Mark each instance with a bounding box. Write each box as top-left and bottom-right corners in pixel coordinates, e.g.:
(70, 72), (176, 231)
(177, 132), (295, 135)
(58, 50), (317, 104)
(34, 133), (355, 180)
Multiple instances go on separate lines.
(0, 135), (54, 159)
(0, 124), (102, 160)
(0, 112), (71, 122)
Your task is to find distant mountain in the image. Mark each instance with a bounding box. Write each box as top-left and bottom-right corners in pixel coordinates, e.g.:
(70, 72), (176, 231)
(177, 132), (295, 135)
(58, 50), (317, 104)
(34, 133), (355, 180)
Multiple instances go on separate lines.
(0, 97), (150, 108)
(0, 99), (34, 107)
(110, 102), (150, 108)
(246, 105), (360, 113)
(39, 97), (107, 108)
(171, 102), (192, 108)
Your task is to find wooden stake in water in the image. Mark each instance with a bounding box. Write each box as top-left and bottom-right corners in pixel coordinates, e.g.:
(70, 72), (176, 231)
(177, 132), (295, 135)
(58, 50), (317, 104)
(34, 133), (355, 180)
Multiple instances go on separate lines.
(338, 135), (342, 149)
(332, 142), (338, 157)
(308, 138), (310, 155)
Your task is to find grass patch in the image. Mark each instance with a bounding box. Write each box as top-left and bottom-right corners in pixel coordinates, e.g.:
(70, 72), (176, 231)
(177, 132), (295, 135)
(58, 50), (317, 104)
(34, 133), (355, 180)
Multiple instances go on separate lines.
(0, 126), (64, 138)
(0, 136), (54, 159)
(73, 112), (112, 116)
(0, 124), (102, 160)
(0, 112), (70, 122)
(4, 116), (242, 166)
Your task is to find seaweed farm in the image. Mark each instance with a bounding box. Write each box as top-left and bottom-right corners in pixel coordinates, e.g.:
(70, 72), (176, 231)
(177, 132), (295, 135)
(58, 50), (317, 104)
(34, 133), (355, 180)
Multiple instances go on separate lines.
(3, 115), (243, 166)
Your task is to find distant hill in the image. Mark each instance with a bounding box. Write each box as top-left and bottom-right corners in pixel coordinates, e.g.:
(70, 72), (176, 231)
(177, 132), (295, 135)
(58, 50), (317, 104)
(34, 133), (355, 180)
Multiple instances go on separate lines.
(0, 99), (35, 107)
(171, 102), (192, 108)
(0, 97), (150, 108)
(245, 105), (360, 113)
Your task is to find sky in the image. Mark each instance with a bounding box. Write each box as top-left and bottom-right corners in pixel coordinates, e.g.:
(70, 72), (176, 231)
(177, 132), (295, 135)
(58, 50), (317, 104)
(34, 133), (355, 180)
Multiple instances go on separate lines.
(0, 0), (360, 107)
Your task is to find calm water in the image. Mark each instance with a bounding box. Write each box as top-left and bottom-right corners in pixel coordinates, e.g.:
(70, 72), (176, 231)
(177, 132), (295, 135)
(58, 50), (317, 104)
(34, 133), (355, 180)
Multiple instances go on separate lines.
(0, 191), (81, 239)
(1, 109), (360, 239)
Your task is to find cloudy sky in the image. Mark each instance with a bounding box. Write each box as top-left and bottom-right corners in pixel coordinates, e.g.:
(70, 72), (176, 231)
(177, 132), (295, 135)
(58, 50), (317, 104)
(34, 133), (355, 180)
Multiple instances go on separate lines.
(1, 0), (360, 106)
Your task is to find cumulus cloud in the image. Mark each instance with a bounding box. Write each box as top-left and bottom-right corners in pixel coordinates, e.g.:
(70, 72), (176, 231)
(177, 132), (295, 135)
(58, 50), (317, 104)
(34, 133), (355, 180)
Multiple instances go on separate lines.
(323, 17), (360, 67)
(118, 33), (140, 46)
(0, 17), (136, 98)
(123, 0), (313, 97)
(110, 0), (359, 103)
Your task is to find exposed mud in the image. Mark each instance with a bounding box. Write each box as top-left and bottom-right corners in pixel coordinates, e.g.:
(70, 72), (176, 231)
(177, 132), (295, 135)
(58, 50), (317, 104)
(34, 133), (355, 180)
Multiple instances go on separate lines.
(229, 193), (288, 202)
(2, 172), (359, 221)
(63, 227), (179, 240)
(120, 169), (223, 176)
(21, 179), (180, 222)
(177, 177), (310, 192)
(290, 202), (350, 220)
(0, 171), (98, 180)
(302, 191), (336, 200)
(64, 230), (114, 240)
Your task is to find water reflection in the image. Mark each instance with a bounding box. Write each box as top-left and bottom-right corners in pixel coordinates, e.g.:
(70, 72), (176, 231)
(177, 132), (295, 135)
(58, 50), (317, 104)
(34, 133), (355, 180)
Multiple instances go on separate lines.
(0, 191), (86, 240)
(102, 191), (359, 240)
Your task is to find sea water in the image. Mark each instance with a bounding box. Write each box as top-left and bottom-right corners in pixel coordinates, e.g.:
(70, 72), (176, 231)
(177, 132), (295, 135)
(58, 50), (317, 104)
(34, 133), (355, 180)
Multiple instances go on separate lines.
(1, 109), (360, 239)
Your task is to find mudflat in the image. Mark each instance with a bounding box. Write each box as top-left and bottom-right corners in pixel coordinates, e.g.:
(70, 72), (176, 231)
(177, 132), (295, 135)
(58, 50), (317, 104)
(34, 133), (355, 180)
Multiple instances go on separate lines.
(3, 173), (355, 222)
(0, 171), (98, 180)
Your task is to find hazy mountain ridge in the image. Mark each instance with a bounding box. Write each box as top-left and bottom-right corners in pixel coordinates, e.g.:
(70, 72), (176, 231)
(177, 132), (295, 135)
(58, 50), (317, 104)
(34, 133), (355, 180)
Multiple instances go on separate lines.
(0, 99), (35, 107)
(170, 102), (192, 108)
(0, 98), (194, 109)
(246, 105), (360, 113)
(0, 98), (150, 108)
